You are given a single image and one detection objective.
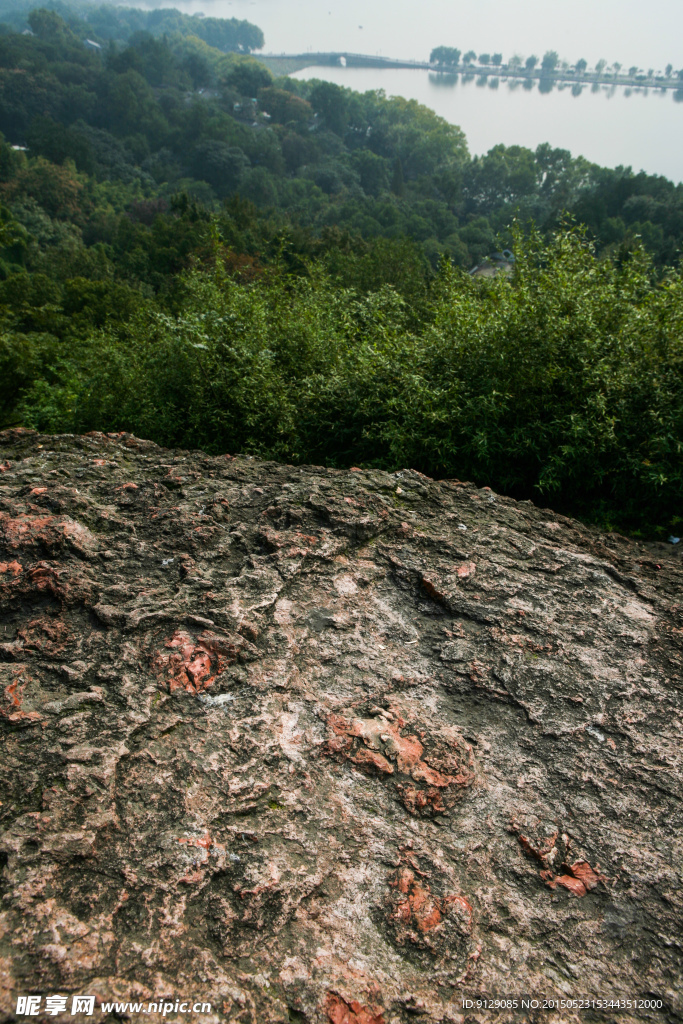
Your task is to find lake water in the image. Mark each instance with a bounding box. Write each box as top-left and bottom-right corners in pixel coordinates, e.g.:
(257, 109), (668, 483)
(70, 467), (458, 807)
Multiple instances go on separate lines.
(132, 0), (683, 180)
(292, 66), (683, 182)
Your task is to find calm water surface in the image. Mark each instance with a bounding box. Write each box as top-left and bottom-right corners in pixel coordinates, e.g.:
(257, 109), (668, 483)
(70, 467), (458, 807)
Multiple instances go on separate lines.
(292, 66), (683, 182)
(134, 0), (683, 180)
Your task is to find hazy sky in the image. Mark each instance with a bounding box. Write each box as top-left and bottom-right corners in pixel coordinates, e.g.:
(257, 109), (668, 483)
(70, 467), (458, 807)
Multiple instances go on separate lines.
(168, 0), (683, 69)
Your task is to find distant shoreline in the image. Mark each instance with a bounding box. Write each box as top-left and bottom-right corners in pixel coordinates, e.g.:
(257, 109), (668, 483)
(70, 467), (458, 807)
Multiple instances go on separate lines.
(255, 52), (683, 92)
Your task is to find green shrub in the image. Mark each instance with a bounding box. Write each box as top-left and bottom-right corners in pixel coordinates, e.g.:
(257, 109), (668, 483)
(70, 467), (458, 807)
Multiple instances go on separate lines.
(12, 226), (683, 535)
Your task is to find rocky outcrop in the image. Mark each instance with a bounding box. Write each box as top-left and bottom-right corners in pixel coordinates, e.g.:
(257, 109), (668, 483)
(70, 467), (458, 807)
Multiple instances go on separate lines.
(0, 429), (681, 1024)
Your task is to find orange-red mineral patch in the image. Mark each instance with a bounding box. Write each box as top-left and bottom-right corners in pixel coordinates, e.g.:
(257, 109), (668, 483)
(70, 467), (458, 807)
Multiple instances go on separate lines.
(0, 512), (97, 558)
(1, 513), (53, 548)
(4, 674), (23, 710)
(387, 864), (473, 954)
(1, 561), (92, 607)
(392, 868), (443, 933)
(3, 671), (42, 724)
(351, 747), (394, 775)
(151, 631), (246, 694)
(515, 830), (606, 896)
(324, 993), (385, 1024)
(153, 630), (217, 694)
(399, 784), (447, 815)
(0, 560), (22, 576)
(547, 861), (607, 897)
(326, 712), (474, 816)
(178, 831), (212, 851)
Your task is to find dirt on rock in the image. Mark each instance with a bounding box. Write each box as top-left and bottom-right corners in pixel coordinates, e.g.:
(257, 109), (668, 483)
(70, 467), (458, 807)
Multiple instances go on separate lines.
(0, 429), (681, 1024)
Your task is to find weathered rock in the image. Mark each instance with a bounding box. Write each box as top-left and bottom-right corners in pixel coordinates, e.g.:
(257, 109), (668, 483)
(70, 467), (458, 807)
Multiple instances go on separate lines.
(0, 429), (681, 1024)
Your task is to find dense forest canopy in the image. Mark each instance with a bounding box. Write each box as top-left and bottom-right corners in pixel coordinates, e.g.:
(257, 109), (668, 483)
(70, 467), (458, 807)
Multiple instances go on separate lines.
(0, 5), (682, 537)
(1, 7), (683, 268)
(0, 0), (264, 50)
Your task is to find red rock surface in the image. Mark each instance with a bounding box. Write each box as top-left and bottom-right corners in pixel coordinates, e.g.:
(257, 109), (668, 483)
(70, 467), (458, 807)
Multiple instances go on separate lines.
(0, 429), (682, 1023)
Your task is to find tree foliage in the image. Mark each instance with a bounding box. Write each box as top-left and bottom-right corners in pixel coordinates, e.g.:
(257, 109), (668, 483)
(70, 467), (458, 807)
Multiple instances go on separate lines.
(1, 12), (681, 270)
(430, 47), (461, 66)
(541, 50), (560, 73)
(7, 0), (264, 51)
(4, 224), (682, 536)
(0, 9), (682, 536)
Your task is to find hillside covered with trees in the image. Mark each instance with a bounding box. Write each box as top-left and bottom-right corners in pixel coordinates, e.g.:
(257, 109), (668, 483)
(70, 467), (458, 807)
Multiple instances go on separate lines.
(0, 0), (264, 50)
(2, 6), (683, 268)
(0, 5), (682, 537)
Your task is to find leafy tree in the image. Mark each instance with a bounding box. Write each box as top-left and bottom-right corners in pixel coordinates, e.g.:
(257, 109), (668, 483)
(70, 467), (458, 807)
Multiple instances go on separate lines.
(257, 87), (312, 125)
(79, 5), (265, 52)
(595, 58), (607, 75)
(100, 69), (168, 145)
(575, 59), (587, 75)
(352, 150), (389, 197)
(541, 50), (559, 73)
(491, 54), (503, 66)
(478, 53), (491, 65)
(11, 225), (683, 536)
(1, 0), (683, 453)
(309, 80), (348, 134)
(3, 156), (83, 218)
(463, 50), (477, 65)
(0, 136), (26, 183)
(463, 144), (539, 209)
(281, 132), (310, 173)
(27, 9), (70, 41)
(191, 141), (249, 197)
(179, 14), (264, 53)
(181, 51), (214, 90)
(430, 47), (461, 66)
(525, 55), (538, 71)
(221, 54), (272, 96)
(27, 116), (95, 174)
